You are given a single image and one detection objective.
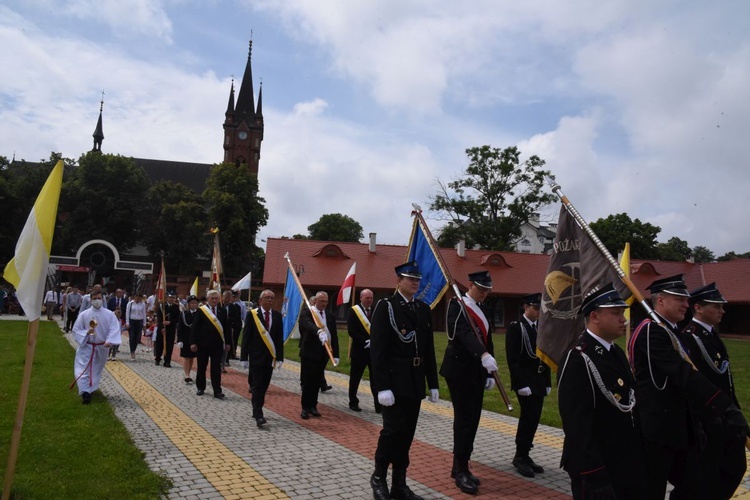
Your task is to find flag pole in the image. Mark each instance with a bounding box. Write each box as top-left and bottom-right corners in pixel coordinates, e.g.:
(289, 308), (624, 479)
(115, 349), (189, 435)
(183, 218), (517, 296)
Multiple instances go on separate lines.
(2, 319), (40, 500)
(411, 204), (513, 411)
(284, 253), (337, 366)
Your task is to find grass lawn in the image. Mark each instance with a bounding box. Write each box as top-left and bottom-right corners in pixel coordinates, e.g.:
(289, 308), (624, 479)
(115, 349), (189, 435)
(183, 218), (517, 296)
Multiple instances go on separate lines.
(0, 320), (171, 499)
(284, 329), (750, 429)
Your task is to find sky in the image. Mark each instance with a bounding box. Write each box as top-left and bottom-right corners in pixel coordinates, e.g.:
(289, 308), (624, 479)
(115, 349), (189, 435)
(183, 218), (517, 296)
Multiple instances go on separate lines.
(2, 0), (750, 256)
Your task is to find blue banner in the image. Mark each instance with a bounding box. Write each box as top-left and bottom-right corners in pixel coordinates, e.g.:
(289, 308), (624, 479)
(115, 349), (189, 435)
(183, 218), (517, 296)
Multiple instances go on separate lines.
(407, 218), (449, 309)
(281, 267), (304, 342)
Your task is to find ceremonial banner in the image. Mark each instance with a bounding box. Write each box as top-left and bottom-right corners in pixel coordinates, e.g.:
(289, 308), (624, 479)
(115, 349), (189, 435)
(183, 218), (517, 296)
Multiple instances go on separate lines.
(190, 276), (199, 297)
(336, 262), (356, 306)
(537, 205), (631, 370)
(155, 259), (166, 303)
(210, 228), (222, 291)
(3, 160), (63, 321)
(232, 271), (252, 291)
(406, 216), (449, 309)
(281, 267), (303, 342)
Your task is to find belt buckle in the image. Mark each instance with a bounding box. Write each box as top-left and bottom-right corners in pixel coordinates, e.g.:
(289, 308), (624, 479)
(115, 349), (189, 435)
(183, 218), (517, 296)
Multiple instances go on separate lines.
(413, 357), (421, 367)
(538, 365), (544, 373)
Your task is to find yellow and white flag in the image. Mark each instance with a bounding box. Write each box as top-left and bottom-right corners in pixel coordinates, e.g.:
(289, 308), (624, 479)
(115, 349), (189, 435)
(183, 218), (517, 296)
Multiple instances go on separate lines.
(190, 276), (199, 297)
(3, 160), (63, 321)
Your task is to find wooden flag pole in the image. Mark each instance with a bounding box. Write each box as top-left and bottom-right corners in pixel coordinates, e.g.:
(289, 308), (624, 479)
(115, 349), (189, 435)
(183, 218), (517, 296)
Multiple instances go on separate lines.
(3, 319), (41, 500)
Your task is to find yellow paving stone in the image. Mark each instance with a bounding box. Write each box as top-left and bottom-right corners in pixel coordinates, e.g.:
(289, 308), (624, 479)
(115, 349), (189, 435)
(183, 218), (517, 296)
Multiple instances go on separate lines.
(106, 361), (289, 499)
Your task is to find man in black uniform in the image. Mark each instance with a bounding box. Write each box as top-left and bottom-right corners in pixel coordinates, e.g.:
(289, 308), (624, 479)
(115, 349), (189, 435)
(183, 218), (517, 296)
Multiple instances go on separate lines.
(370, 261), (439, 500)
(681, 283), (746, 499)
(221, 290), (243, 368)
(506, 292), (550, 477)
(441, 271), (499, 495)
(299, 291), (339, 419)
(558, 283), (647, 499)
(190, 289), (231, 398)
(155, 293), (181, 367)
(347, 288), (380, 413)
(628, 274), (748, 499)
(241, 289), (284, 428)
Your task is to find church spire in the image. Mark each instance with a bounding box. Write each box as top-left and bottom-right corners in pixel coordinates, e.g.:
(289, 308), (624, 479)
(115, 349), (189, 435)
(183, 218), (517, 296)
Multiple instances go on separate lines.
(225, 78), (235, 117)
(92, 92), (104, 152)
(233, 39), (256, 125)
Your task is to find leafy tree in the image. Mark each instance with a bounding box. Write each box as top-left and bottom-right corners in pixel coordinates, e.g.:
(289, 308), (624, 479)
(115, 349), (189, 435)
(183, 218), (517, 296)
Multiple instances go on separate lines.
(307, 213), (363, 242)
(692, 246), (715, 263)
(656, 236), (692, 262)
(203, 162), (268, 277)
(717, 251), (750, 262)
(142, 181), (208, 274)
(429, 145), (555, 251)
(589, 213), (661, 259)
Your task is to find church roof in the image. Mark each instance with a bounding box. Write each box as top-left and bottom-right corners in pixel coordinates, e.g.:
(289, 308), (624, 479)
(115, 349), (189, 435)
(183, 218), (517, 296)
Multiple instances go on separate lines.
(132, 158), (212, 193)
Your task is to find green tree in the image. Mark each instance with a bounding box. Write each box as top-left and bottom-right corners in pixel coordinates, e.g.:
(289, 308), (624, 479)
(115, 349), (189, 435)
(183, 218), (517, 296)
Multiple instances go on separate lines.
(142, 181), (208, 274)
(717, 250), (750, 262)
(588, 213), (661, 259)
(203, 163), (268, 277)
(656, 236), (692, 262)
(429, 145), (555, 251)
(307, 213), (364, 242)
(692, 245), (715, 263)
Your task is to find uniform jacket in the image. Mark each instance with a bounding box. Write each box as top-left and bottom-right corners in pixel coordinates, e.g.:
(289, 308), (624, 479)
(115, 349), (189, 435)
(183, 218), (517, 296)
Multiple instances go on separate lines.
(189, 305), (230, 350)
(347, 304), (372, 364)
(558, 331), (647, 494)
(178, 308), (198, 345)
(157, 303), (181, 333)
(681, 320), (739, 408)
(299, 307), (340, 361)
(370, 292), (439, 400)
(440, 296), (494, 386)
(628, 313), (732, 449)
(241, 307), (284, 368)
(506, 316), (551, 394)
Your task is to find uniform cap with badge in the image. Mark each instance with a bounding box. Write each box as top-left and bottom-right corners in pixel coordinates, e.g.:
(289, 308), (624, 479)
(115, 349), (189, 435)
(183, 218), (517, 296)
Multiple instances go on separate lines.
(395, 260), (422, 279)
(580, 282), (629, 317)
(646, 274), (690, 297)
(688, 282), (727, 306)
(468, 270), (492, 290)
(521, 293), (541, 306)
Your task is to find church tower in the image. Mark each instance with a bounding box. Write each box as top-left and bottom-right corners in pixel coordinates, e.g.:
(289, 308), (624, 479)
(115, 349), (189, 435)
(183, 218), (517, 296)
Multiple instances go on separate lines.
(223, 40), (264, 173)
(92, 93), (104, 152)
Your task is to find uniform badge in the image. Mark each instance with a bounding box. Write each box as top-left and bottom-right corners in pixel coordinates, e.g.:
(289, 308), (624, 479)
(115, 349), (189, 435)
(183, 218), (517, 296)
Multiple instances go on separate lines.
(594, 344), (604, 355)
(613, 393), (622, 402)
(617, 378), (624, 387)
(401, 329), (407, 335)
(714, 360), (719, 367)
(717, 352), (722, 359)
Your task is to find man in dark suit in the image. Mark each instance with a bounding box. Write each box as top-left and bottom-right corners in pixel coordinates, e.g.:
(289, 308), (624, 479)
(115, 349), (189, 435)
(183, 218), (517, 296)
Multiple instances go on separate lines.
(681, 283), (746, 499)
(241, 289), (284, 428)
(441, 271), (498, 495)
(190, 289), (231, 398)
(347, 288), (380, 413)
(628, 275), (748, 499)
(299, 291), (339, 419)
(155, 293), (180, 367)
(506, 292), (551, 478)
(107, 288), (128, 324)
(370, 261), (439, 500)
(221, 290), (243, 367)
(558, 283), (647, 499)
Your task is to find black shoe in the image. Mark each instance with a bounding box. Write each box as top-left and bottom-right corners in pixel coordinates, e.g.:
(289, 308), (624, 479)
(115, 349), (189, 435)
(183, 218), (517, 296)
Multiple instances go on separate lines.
(526, 457), (544, 473)
(512, 456), (535, 478)
(349, 403), (362, 412)
(454, 471), (478, 494)
(300, 409), (309, 420)
(451, 468), (480, 486)
(256, 417), (267, 428)
(320, 385), (333, 392)
(163, 363), (171, 368)
(214, 392), (225, 399)
(309, 408), (321, 417)
(221, 367), (227, 373)
(390, 483), (423, 500)
(370, 473), (389, 500)
(184, 377), (193, 384)
(155, 359), (161, 365)
(196, 389), (204, 396)
(81, 392), (92, 405)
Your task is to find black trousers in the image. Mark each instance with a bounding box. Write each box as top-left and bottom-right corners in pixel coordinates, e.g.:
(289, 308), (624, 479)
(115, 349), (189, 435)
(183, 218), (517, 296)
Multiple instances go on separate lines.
(643, 439), (702, 500)
(375, 398), (422, 471)
(250, 365), (274, 418)
(66, 309), (79, 332)
(128, 319), (143, 353)
(348, 351), (377, 406)
(154, 327), (176, 363)
(300, 356), (326, 409)
(231, 327), (241, 359)
(700, 419), (746, 499)
(569, 472), (645, 500)
(196, 345), (224, 395)
(515, 393), (544, 456)
(446, 375), (484, 462)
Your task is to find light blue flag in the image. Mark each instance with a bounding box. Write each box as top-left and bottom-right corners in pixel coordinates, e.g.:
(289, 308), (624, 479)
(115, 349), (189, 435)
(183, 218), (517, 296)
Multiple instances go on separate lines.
(406, 217), (449, 309)
(281, 267), (304, 342)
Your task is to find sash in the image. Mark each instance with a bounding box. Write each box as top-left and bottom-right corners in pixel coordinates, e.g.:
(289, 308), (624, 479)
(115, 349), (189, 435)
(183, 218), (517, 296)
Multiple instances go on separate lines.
(464, 299), (488, 346)
(251, 308), (276, 362)
(351, 305), (371, 335)
(199, 304), (224, 342)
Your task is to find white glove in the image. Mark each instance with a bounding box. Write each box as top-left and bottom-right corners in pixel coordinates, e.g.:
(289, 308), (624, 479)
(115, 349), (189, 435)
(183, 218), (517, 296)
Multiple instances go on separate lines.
(317, 330), (327, 345)
(481, 353), (498, 373)
(364, 339), (371, 349)
(485, 378), (495, 390)
(275, 361), (283, 370)
(428, 388), (440, 403)
(334, 358), (340, 366)
(518, 387), (532, 397)
(378, 390), (395, 406)
(241, 361), (249, 370)
(177, 342), (184, 348)
(546, 387), (552, 396)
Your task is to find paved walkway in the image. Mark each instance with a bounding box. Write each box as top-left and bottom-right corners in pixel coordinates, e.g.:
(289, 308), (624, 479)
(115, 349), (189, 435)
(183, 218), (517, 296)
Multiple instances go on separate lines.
(7, 315), (750, 498)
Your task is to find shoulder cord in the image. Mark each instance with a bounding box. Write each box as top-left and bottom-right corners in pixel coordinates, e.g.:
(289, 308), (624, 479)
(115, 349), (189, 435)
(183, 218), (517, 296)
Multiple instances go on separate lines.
(690, 334), (730, 374)
(558, 349), (597, 408)
(386, 300), (416, 344)
(181, 310), (196, 328)
(580, 352), (636, 413)
(520, 323), (539, 359)
(646, 323), (668, 391)
(446, 302), (464, 341)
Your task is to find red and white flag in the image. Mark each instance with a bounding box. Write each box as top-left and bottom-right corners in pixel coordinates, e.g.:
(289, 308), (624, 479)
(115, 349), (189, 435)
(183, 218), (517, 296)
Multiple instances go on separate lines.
(336, 262), (356, 306)
(210, 228), (222, 291)
(155, 258), (167, 302)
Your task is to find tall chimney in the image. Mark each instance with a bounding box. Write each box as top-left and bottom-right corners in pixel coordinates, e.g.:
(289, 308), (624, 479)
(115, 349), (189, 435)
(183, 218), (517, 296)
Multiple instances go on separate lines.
(369, 232), (377, 253)
(457, 239), (465, 258)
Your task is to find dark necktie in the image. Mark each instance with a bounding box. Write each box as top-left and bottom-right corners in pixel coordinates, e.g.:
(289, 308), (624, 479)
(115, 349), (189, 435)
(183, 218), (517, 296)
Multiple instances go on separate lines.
(366, 308), (370, 319)
(264, 310), (270, 327)
(212, 306), (216, 315)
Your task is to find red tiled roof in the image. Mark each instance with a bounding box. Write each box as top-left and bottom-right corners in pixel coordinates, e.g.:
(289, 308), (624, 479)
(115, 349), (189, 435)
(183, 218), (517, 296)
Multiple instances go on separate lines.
(263, 238), (750, 303)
